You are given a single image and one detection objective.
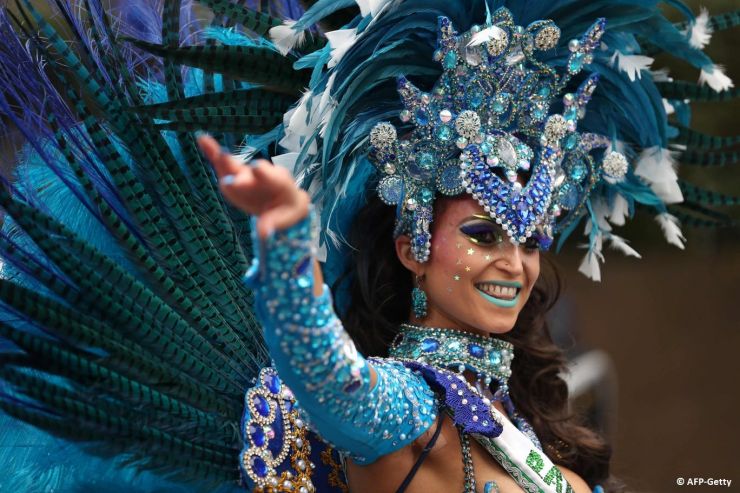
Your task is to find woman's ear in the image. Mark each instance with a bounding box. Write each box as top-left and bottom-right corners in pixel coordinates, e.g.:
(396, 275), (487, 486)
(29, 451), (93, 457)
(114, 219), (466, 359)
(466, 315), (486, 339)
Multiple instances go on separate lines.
(395, 235), (425, 276)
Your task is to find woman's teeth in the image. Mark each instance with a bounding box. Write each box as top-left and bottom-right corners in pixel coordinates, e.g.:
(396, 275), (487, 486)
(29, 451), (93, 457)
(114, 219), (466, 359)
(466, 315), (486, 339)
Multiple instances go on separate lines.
(476, 283), (519, 300)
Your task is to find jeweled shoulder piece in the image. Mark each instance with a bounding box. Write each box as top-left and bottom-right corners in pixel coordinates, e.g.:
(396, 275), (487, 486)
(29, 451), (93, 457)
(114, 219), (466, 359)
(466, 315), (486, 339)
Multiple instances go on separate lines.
(368, 8), (626, 262)
(239, 367), (348, 493)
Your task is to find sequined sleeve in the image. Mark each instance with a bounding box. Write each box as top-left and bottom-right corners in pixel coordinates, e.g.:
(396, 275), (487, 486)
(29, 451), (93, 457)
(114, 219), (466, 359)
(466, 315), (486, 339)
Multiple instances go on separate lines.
(243, 210), (438, 464)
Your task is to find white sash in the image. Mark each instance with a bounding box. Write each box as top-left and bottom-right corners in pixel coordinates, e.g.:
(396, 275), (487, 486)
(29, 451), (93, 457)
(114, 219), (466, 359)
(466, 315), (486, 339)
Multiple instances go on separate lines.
(474, 406), (574, 493)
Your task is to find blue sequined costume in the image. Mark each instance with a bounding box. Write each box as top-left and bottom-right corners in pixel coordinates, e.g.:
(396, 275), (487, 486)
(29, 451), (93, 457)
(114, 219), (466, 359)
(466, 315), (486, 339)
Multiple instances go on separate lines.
(239, 212), (573, 493)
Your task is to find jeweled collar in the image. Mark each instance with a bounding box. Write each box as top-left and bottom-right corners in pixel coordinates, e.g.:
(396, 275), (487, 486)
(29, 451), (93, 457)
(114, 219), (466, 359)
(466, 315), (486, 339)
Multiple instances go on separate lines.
(389, 324), (514, 390)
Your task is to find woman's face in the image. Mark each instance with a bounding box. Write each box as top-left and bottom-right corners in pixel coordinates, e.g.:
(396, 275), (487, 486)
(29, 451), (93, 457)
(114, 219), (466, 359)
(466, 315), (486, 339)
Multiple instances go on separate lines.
(398, 196), (540, 336)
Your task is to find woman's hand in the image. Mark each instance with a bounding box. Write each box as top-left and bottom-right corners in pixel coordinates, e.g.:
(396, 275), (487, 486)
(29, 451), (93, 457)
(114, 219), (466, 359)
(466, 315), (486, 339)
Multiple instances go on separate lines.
(197, 134), (310, 239)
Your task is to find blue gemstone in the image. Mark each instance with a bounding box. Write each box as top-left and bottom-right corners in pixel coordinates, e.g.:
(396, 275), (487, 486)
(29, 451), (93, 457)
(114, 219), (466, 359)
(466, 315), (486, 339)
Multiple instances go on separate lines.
(415, 108), (429, 125)
(436, 125), (452, 141)
(419, 152), (435, 170)
(470, 88), (484, 108)
(565, 134), (578, 150)
(421, 188), (434, 204)
(421, 338), (439, 353)
(443, 50), (457, 69)
(570, 162), (587, 181)
(294, 255), (311, 276)
(569, 52), (585, 72)
(489, 352), (501, 365)
(250, 456), (268, 477)
(468, 344), (484, 358)
(249, 424), (266, 446)
(252, 395), (270, 417)
(265, 373), (281, 394)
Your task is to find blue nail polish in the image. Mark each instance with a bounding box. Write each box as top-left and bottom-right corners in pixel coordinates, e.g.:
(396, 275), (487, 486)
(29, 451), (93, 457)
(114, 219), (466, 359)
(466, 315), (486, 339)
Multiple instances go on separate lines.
(220, 175), (236, 186)
(247, 159), (261, 168)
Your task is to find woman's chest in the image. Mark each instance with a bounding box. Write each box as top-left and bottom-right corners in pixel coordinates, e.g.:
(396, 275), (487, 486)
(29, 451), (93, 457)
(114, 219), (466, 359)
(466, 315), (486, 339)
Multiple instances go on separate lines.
(420, 418), (526, 493)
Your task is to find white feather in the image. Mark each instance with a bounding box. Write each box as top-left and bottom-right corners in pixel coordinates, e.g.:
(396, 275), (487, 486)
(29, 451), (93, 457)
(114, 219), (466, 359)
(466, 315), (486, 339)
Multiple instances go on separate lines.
(688, 7), (713, 49)
(655, 213), (686, 249)
(325, 28), (359, 69)
(610, 51), (654, 81)
(271, 152), (301, 178)
(317, 73), (337, 138)
(699, 64), (734, 92)
(578, 251), (602, 281)
(577, 233), (604, 282)
(269, 19), (306, 56)
(318, 73), (336, 117)
(592, 197), (613, 232)
(354, 0), (371, 17)
(369, 0), (392, 17)
(650, 68), (673, 82)
(279, 91), (315, 154)
(287, 91), (312, 136)
(662, 98), (675, 115)
(634, 147), (683, 204)
(608, 193), (629, 226)
(468, 25), (507, 47)
(607, 234), (641, 259)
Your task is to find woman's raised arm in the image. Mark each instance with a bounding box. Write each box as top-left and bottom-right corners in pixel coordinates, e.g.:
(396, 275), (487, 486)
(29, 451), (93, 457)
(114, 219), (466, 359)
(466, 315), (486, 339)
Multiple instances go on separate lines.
(197, 135), (437, 464)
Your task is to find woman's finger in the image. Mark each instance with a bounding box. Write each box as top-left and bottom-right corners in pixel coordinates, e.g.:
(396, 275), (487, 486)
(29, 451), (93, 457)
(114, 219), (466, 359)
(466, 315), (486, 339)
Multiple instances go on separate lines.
(197, 135), (243, 178)
(218, 169), (259, 212)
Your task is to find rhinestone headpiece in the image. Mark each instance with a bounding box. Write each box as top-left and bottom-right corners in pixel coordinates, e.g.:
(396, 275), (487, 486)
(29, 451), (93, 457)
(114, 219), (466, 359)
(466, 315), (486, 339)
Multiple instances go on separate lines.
(368, 8), (625, 262)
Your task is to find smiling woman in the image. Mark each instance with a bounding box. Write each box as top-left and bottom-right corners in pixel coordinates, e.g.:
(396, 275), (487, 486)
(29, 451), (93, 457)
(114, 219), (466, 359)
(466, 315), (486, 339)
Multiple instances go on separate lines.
(395, 196), (541, 336)
(340, 194), (610, 492)
(0, 0), (736, 492)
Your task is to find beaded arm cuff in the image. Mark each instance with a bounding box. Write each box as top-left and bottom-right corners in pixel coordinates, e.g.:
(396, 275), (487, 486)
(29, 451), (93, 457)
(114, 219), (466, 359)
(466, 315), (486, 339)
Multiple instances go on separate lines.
(244, 210), (437, 464)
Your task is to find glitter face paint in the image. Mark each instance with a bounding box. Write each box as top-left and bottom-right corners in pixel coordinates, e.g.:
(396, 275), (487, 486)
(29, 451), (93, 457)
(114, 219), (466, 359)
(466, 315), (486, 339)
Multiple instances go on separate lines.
(413, 196), (540, 336)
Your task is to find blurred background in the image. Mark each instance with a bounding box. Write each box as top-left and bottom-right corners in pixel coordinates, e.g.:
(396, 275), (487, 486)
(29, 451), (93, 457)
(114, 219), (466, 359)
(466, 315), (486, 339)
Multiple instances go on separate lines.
(0, 0), (738, 492)
(552, 2), (740, 491)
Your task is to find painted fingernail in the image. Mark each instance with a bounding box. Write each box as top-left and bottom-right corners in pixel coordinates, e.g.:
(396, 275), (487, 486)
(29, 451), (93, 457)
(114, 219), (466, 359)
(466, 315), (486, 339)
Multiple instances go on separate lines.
(220, 174), (236, 186)
(247, 159), (261, 168)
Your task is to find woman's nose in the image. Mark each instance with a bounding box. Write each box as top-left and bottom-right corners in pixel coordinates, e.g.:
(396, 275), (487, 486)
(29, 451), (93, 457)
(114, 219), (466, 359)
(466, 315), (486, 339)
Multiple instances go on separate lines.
(492, 241), (524, 275)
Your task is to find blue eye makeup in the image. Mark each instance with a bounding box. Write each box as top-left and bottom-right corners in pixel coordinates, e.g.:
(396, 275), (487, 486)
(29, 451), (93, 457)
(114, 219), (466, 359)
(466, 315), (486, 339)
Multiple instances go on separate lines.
(459, 217), (505, 246)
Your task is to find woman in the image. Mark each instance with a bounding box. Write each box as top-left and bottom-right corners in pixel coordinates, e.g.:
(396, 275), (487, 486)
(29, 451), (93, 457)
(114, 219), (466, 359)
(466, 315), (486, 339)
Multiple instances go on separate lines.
(0, 1), (732, 492)
(198, 11), (621, 491)
(199, 134), (607, 492)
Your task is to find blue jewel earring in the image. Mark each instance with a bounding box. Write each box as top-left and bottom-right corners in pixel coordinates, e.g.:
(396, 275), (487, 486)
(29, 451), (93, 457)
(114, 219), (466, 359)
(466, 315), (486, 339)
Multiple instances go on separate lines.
(412, 275), (427, 319)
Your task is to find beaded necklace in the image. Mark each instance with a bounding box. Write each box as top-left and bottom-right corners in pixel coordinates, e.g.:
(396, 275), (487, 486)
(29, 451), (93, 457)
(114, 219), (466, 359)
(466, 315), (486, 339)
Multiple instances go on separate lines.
(390, 323), (514, 394)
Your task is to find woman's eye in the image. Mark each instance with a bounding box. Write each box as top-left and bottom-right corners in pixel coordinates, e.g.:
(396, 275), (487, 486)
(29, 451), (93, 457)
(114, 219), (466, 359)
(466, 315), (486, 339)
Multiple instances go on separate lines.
(524, 236), (540, 251)
(460, 223), (504, 245)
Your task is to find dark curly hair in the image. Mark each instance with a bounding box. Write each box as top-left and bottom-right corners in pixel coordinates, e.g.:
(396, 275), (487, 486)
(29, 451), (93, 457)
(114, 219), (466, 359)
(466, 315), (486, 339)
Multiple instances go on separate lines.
(338, 194), (622, 491)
